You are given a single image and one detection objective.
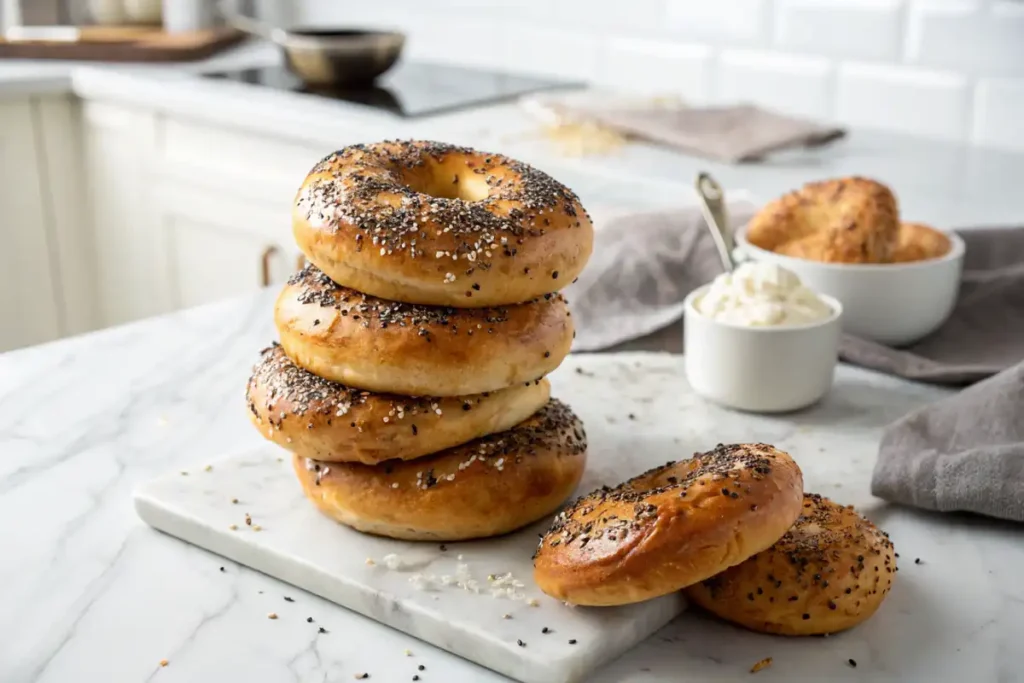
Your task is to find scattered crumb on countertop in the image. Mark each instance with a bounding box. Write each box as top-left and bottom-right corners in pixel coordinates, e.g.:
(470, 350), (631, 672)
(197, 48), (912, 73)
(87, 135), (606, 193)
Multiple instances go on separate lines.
(751, 658), (772, 673)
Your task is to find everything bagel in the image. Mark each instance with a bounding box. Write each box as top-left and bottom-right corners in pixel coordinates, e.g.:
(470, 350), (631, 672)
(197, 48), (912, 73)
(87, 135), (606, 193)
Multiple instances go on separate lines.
(532, 443), (804, 606)
(275, 265), (574, 396)
(686, 493), (896, 635)
(293, 140), (594, 307)
(246, 343), (550, 465)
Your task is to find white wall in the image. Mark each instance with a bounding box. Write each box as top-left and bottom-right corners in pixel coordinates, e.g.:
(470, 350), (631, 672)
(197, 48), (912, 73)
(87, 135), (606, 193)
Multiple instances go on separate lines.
(294, 0), (1024, 151)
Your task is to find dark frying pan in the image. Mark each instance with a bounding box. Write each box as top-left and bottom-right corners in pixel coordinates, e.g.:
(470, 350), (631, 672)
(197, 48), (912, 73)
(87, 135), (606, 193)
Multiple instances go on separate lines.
(218, 3), (405, 87)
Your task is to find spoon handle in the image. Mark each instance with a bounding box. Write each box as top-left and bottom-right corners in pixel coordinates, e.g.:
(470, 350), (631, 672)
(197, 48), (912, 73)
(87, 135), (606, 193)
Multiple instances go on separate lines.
(695, 172), (736, 272)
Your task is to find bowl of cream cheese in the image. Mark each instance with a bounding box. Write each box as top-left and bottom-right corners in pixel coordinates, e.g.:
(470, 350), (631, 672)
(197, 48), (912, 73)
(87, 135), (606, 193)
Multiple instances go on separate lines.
(683, 261), (843, 413)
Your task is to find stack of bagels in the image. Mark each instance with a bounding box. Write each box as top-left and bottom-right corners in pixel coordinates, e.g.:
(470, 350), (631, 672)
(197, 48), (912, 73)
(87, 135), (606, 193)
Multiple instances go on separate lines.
(533, 443), (897, 636)
(246, 140), (595, 541)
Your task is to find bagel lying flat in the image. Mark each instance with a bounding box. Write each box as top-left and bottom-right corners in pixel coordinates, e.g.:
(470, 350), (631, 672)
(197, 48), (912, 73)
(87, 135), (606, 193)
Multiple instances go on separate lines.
(246, 343), (550, 465)
(686, 493), (896, 635)
(293, 140), (594, 307)
(746, 177), (899, 263)
(532, 443), (804, 606)
(293, 399), (587, 541)
(275, 265), (574, 397)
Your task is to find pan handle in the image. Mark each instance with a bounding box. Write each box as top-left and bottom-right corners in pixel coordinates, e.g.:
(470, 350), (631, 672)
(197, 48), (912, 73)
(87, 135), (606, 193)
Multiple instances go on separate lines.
(216, 0), (277, 41)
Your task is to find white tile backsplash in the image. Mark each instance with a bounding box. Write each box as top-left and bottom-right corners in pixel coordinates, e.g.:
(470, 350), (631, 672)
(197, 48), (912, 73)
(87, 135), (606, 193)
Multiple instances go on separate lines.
(905, 0), (1024, 75)
(601, 38), (712, 100)
(972, 78), (1024, 151)
(665, 0), (771, 43)
(838, 63), (970, 139)
(292, 0), (1024, 151)
(717, 49), (834, 118)
(774, 0), (904, 61)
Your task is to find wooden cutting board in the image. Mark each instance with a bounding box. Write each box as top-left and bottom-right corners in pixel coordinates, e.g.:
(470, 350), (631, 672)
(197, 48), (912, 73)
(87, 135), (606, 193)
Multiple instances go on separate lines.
(0, 26), (245, 62)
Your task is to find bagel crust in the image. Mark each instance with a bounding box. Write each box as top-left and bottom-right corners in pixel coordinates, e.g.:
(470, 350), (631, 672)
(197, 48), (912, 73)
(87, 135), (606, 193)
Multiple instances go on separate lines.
(293, 140), (594, 307)
(686, 494), (896, 635)
(746, 177), (899, 263)
(275, 265), (574, 396)
(292, 399), (588, 541)
(532, 443), (804, 607)
(891, 221), (952, 263)
(246, 343), (550, 465)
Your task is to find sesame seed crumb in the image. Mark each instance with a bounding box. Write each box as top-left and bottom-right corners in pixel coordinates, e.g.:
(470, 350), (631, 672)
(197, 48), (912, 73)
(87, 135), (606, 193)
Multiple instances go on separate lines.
(228, 524), (238, 531)
(267, 613), (278, 620)
(750, 657), (772, 673)
(159, 659), (169, 667)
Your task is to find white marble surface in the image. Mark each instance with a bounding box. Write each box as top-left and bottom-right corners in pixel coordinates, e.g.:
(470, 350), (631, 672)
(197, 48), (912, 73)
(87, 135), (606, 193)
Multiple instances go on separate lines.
(2, 292), (1023, 682)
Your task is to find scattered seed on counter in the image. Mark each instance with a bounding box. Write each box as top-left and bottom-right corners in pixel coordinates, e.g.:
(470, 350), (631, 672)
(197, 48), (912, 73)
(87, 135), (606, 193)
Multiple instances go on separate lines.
(568, 639), (577, 645)
(502, 614), (512, 620)
(159, 659), (169, 667)
(366, 558), (376, 566)
(204, 465), (212, 472)
(517, 640), (526, 648)
(527, 598), (539, 607)
(915, 558), (924, 565)
(848, 658), (857, 668)
(219, 567), (225, 572)
(267, 613), (278, 620)
(319, 627), (328, 634)
(253, 525), (263, 532)
(750, 657), (772, 673)
(307, 617), (314, 623)
(245, 514), (252, 526)
(541, 627), (550, 634)
(284, 597), (294, 602)
(231, 498), (239, 504)
(354, 673), (368, 679)
(180, 471), (188, 476)
(403, 649), (412, 657)
(228, 524), (238, 531)
(417, 664), (425, 671)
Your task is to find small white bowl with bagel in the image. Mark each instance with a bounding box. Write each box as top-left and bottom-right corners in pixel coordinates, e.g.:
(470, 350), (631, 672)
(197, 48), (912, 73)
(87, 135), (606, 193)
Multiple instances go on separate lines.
(735, 177), (964, 346)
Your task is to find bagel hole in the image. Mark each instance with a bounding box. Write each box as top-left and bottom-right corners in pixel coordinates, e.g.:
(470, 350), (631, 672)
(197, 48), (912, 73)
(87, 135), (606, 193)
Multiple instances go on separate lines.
(403, 170), (490, 203)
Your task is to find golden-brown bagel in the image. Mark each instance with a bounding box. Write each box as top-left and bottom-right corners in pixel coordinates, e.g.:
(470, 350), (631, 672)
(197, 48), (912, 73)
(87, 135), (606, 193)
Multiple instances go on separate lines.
(532, 443), (804, 606)
(891, 222), (952, 263)
(292, 140), (594, 307)
(686, 493), (896, 635)
(293, 399), (587, 541)
(275, 265), (574, 396)
(747, 177), (899, 263)
(246, 343), (550, 465)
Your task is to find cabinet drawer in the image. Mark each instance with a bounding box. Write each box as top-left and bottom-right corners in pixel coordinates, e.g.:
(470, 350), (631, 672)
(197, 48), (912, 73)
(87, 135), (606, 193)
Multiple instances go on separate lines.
(156, 117), (350, 201)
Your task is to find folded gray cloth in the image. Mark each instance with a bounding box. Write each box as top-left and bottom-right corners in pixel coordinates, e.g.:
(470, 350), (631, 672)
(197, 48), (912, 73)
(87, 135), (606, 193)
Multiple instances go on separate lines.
(567, 208), (1024, 386)
(872, 360), (1024, 522)
(558, 102), (846, 163)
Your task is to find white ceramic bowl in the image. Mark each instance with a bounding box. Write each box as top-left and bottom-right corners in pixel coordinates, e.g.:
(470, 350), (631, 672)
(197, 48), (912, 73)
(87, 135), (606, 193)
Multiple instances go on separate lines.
(734, 227), (964, 346)
(683, 286), (843, 413)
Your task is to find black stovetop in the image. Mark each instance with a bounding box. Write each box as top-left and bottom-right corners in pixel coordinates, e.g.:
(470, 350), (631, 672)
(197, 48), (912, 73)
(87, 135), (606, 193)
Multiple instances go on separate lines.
(201, 61), (581, 118)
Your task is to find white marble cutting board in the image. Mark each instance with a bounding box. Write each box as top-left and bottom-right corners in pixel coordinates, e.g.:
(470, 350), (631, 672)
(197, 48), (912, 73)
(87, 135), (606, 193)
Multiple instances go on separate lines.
(135, 355), (704, 683)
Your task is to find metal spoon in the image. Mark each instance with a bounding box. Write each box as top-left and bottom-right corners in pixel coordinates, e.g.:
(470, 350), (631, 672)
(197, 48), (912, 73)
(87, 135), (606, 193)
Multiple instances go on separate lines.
(694, 172), (736, 272)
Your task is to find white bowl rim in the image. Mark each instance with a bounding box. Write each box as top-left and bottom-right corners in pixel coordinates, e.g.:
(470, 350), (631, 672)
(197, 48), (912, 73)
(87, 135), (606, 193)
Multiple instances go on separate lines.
(683, 285), (844, 332)
(734, 225), (966, 272)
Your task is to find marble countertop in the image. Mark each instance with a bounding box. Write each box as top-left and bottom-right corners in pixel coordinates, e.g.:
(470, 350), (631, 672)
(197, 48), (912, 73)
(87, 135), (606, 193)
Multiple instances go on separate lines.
(3, 290), (1023, 682)
(1, 39), (1023, 227)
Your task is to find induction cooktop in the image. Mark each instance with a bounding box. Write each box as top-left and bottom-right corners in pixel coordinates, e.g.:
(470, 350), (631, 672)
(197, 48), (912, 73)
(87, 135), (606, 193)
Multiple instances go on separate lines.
(201, 61), (582, 118)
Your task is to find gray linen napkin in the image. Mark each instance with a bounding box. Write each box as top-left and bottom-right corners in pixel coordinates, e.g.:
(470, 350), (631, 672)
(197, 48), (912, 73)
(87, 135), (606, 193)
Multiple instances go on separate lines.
(557, 103), (846, 163)
(566, 209), (1024, 386)
(872, 361), (1024, 523)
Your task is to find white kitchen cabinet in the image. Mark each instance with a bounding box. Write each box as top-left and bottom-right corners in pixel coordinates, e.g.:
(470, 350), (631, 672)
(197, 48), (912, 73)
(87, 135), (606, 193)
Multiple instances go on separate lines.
(152, 182), (304, 310)
(82, 102), (318, 327)
(0, 97), (62, 352)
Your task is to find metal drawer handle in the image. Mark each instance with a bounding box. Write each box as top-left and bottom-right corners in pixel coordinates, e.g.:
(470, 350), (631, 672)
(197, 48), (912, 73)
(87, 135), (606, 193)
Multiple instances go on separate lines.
(260, 245), (280, 287)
